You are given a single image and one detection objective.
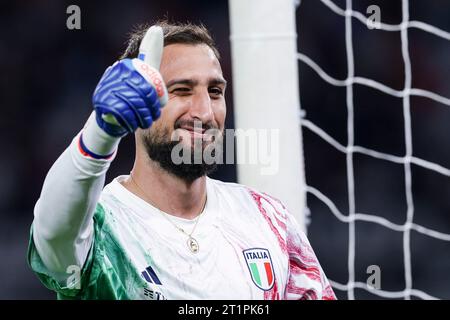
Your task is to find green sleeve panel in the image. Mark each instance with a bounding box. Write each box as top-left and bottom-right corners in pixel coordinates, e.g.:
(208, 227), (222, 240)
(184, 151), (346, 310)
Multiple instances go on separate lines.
(27, 203), (145, 300)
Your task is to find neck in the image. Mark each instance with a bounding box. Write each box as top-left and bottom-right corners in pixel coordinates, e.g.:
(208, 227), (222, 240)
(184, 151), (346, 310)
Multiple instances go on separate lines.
(124, 152), (207, 220)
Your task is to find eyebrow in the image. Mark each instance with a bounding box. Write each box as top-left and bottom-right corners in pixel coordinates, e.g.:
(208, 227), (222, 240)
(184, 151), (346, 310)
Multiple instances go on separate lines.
(166, 78), (227, 88)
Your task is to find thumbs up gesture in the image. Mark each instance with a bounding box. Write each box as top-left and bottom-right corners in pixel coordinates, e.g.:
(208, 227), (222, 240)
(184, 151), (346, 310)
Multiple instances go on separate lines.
(92, 26), (168, 137)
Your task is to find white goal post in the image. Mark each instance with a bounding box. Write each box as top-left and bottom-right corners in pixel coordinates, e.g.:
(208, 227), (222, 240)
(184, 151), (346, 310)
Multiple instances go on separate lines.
(228, 0), (306, 230)
(229, 0), (450, 300)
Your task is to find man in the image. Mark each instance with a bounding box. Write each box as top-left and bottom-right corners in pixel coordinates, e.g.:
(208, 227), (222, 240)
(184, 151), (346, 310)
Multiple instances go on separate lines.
(28, 21), (336, 300)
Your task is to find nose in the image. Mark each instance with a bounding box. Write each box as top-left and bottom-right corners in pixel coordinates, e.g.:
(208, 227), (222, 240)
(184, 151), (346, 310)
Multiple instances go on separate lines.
(189, 89), (214, 123)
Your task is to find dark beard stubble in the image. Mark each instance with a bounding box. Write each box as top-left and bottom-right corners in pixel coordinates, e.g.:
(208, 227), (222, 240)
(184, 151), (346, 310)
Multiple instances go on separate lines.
(142, 126), (223, 183)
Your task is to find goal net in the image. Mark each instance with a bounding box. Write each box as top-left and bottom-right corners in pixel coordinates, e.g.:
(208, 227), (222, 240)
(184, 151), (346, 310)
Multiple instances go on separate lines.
(230, 0), (450, 299)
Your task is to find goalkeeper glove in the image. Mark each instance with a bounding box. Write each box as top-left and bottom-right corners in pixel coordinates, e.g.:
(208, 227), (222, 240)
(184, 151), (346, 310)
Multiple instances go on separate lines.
(92, 26), (168, 137)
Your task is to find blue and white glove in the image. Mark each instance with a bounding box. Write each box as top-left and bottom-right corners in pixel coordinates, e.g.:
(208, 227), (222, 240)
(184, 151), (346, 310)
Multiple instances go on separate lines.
(92, 26), (168, 137)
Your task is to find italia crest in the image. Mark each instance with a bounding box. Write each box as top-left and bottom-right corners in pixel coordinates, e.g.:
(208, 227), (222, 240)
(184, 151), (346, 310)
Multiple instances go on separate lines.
(243, 248), (275, 291)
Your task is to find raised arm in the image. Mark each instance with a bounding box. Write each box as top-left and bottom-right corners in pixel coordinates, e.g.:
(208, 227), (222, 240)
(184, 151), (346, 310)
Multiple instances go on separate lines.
(31, 26), (168, 277)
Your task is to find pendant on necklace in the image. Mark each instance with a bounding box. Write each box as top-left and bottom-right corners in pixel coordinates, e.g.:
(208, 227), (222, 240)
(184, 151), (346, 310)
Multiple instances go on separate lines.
(187, 237), (199, 253)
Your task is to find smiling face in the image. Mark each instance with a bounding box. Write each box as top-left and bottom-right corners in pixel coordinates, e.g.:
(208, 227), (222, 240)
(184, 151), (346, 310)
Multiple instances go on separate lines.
(155, 43), (226, 143)
(138, 43), (227, 182)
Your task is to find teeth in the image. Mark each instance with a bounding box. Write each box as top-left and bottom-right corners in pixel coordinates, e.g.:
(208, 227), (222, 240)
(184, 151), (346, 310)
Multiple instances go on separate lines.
(182, 127), (204, 133)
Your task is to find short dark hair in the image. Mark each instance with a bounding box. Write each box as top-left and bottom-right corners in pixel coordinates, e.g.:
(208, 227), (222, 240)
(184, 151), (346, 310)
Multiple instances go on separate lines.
(120, 20), (220, 60)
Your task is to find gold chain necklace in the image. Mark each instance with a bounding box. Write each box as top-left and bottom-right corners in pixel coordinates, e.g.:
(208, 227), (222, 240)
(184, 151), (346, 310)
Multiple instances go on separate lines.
(129, 172), (206, 254)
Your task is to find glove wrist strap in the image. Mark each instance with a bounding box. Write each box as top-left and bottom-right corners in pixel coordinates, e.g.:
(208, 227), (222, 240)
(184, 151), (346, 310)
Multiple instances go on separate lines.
(79, 112), (121, 159)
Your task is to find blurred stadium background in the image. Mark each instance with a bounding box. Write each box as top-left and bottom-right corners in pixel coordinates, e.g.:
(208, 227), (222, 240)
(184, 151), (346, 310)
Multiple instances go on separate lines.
(0, 0), (449, 299)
